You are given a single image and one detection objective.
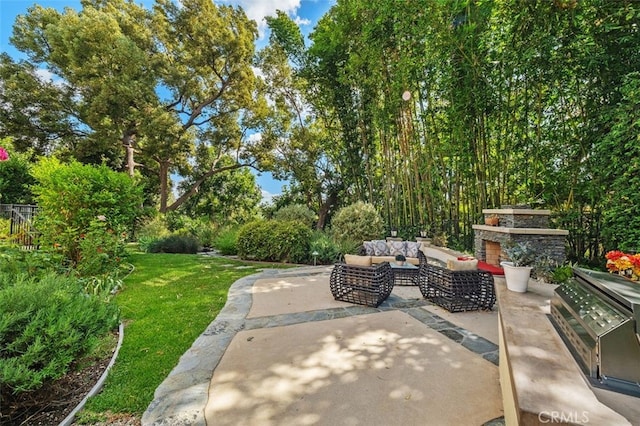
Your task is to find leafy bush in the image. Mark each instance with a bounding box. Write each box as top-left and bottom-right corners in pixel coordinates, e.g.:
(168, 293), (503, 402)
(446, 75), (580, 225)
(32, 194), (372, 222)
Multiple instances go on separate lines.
(136, 216), (170, 240)
(75, 218), (128, 277)
(273, 204), (317, 228)
(0, 141), (36, 204)
(330, 201), (384, 243)
(0, 246), (64, 277)
(185, 218), (217, 248)
(309, 231), (342, 264)
(0, 217), (11, 240)
(145, 234), (200, 254)
(31, 158), (143, 275)
(237, 220), (312, 263)
(137, 236), (161, 253)
(213, 227), (240, 255)
(0, 272), (119, 395)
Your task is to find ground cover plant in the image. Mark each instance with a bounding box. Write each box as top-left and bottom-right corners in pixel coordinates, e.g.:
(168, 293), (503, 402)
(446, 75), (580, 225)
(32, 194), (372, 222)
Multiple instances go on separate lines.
(75, 251), (283, 423)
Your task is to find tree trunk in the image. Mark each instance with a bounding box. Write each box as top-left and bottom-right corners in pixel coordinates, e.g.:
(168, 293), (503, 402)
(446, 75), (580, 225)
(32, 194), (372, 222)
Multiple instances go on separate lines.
(122, 132), (137, 178)
(317, 191), (338, 230)
(159, 161), (170, 213)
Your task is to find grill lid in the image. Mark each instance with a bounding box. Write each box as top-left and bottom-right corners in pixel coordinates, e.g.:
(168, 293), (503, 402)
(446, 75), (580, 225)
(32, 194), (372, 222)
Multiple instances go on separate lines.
(574, 267), (640, 334)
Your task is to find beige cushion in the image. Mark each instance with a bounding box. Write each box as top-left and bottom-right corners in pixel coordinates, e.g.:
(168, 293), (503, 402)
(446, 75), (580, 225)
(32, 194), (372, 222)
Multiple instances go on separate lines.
(344, 254), (372, 266)
(446, 258), (479, 271)
(420, 246), (458, 263)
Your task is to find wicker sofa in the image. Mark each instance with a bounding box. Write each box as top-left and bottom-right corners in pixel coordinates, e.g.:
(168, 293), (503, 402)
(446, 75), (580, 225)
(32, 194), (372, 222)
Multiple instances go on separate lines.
(417, 251), (496, 312)
(330, 262), (394, 307)
(358, 240), (423, 265)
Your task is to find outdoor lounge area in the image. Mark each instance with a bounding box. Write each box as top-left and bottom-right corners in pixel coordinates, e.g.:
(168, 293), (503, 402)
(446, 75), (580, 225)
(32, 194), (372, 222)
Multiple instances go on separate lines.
(335, 240), (498, 312)
(144, 264), (640, 426)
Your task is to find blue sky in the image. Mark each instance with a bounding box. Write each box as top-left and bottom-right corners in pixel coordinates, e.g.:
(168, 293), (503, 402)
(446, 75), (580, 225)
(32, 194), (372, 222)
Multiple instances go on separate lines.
(0, 0), (335, 203)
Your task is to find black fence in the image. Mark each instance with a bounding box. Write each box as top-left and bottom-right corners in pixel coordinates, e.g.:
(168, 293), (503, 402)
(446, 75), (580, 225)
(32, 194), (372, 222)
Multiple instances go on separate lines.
(0, 204), (39, 250)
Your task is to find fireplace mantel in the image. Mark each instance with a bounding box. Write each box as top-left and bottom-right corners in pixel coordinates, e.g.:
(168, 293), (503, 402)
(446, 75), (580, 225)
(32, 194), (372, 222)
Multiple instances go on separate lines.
(472, 225), (569, 236)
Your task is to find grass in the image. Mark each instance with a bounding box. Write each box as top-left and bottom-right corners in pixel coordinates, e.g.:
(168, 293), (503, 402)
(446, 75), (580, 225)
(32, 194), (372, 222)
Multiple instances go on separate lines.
(76, 251), (289, 422)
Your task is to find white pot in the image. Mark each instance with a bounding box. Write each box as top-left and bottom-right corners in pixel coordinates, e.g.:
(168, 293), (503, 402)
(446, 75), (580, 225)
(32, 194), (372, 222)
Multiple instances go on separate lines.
(501, 261), (532, 293)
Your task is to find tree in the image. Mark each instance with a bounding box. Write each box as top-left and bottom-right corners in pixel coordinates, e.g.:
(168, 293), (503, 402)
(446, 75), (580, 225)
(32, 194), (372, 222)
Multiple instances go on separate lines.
(7, 0), (267, 213)
(0, 54), (79, 157)
(257, 10), (343, 229)
(178, 156), (262, 224)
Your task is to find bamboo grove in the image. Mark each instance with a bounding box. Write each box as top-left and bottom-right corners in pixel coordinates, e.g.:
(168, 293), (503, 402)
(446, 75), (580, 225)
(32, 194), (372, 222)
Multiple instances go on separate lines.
(301, 0), (640, 263)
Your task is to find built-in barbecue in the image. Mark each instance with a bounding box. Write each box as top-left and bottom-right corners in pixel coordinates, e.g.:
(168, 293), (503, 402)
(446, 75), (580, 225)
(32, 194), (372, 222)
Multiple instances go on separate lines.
(550, 268), (640, 397)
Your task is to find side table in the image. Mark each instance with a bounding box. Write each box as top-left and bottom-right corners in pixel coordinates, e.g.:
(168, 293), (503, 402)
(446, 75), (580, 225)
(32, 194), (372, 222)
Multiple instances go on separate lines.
(390, 263), (420, 286)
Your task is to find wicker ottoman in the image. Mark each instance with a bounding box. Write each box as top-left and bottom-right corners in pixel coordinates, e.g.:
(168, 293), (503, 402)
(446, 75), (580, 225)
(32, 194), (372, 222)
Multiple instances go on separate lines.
(330, 262), (394, 307)
(418, 252), (496, 312)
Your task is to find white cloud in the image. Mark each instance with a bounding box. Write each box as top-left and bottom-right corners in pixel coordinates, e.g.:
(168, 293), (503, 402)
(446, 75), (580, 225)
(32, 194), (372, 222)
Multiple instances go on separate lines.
(247, 132), (262, 143)
(261, 188), (278, 205)
(217, 0), (302, 38)
(294, 17), (310, 26)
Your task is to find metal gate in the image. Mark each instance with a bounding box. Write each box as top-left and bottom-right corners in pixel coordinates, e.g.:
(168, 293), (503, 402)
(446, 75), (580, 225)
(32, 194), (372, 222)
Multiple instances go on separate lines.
(0, 204), (39, 249)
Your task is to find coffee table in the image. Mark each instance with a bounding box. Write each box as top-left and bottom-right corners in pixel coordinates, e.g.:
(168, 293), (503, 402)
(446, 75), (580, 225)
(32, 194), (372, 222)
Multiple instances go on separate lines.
(390, 262), (420, 286)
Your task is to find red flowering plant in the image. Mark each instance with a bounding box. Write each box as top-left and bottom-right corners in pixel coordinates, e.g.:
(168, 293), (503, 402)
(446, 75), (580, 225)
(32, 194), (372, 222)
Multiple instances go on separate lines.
(605, 250), (640, 281)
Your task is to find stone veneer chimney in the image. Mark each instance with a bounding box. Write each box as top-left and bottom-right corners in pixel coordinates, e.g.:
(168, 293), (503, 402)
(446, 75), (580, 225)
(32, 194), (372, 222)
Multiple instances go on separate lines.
(472, 207), (569, 266)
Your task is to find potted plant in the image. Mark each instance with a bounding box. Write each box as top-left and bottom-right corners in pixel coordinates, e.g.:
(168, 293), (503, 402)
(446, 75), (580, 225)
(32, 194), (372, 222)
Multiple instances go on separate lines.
(500, 241), (536, 292)
(395, 254), (406, 266)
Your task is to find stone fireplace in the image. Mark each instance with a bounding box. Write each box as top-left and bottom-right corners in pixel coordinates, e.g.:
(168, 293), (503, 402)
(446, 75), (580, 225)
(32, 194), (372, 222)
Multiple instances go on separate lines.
(472, 208), (568, 266)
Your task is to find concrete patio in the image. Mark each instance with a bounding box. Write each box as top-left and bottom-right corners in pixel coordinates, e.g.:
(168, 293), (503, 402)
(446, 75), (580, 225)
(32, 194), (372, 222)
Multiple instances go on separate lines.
(142, 266), (504, 425)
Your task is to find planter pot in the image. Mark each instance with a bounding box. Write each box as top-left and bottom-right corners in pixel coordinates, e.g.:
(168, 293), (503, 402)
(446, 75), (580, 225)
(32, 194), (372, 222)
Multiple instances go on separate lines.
(501, 261), (532, 293)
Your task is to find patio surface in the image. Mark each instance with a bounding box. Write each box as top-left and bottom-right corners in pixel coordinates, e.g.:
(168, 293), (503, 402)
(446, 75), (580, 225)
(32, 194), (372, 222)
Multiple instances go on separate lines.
(142, 265), (505, 426)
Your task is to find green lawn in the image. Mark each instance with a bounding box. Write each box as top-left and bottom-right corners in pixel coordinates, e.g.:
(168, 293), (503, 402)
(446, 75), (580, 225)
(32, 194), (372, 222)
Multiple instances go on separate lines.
(78, 252), (286, 421)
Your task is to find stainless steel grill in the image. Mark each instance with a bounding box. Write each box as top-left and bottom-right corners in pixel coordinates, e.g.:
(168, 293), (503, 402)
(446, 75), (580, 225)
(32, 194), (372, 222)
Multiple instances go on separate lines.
(550, 267), (640, 397)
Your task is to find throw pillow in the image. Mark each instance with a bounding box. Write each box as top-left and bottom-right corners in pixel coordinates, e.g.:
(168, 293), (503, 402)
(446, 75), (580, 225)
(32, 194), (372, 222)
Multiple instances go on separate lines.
(344, 254), (372, 266)
(405, 242), (421, 258)
(372, 240), (389, 256)
(446, 258), (479, 271)
(387, 240), (407, 256)
(363, 241), (375, 255)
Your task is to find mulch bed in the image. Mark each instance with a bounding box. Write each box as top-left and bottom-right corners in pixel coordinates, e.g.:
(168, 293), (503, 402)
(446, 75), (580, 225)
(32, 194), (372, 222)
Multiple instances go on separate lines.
(0, 330), (139, 426)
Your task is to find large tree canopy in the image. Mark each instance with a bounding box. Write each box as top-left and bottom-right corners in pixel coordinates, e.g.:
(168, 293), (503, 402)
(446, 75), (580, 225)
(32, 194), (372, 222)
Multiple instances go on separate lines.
(4, 0), (269, 212)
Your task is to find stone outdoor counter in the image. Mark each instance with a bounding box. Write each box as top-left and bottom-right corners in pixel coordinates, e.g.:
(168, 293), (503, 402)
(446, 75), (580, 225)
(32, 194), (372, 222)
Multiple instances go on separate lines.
(495, 277), (639, 425)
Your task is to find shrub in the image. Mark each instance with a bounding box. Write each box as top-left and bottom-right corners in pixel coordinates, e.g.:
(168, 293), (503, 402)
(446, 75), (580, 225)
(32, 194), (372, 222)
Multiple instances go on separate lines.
(0, 272), (119, 395)
(0, 140), (36, 204)
(237, 220), (311, 263)
(186, 219), (217, 249)
(136, 216), (170, 240)
(0, 217), (12, 240)
(213, 227), (240, 255)
(145, 234), (200, 254)
(330, 201), (384, 243)
(0, 246), (64, 277)
(273, 204), (317, 228)
(31, 158), (143, 275)
(309, 231), (342, 264)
